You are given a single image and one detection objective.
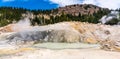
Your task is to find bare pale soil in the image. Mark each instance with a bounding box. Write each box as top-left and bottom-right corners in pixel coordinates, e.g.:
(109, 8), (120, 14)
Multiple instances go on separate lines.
(0, 47), (120, 59)
(0, 22), (120, 59)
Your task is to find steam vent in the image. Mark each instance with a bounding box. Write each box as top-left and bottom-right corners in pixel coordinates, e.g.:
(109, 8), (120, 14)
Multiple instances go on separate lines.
(0, 4), (120, 59)
(1, 0), (120, 58)
(0, 21), (120, 49)
(0, 20), (120, 59)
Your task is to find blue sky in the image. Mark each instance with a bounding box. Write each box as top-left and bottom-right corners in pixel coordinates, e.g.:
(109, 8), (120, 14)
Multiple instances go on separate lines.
(0, 0), (120, 10)
(0, 0), (58, 10)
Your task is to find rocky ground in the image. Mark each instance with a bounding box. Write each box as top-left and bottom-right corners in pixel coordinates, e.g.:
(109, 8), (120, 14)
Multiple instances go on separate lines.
(0, 47), (120, 59)
(0, 22), (120, 59)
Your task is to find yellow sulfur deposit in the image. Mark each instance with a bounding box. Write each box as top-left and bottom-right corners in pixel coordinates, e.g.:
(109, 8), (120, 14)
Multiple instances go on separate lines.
(0, 48), (35, 55)
(84, 38), (98, 44)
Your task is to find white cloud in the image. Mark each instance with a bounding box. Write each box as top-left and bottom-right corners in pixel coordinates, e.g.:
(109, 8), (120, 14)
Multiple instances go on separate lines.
(82, 0), (120, 9)
(48, 0), (81, 7)
(82, 0), (97, 5)
(48, 0), (120, 9)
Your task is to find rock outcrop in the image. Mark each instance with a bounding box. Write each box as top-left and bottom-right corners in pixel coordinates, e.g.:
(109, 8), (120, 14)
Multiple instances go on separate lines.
(56, 4), (109, 16)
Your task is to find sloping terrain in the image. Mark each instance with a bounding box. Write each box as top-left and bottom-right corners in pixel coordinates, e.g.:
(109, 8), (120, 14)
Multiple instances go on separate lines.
(0, 4), (110, 26)
(0, 22), (120, 50)
(56, 4), (108, 16)
(0, 22), (120, 59)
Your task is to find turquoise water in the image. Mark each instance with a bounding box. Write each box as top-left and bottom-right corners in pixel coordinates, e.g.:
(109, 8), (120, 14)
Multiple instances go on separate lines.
(32, 43), (100, 49)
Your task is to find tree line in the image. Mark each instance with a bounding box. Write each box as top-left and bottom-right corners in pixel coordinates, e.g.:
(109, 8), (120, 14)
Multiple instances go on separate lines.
(0, 7), (111, 26)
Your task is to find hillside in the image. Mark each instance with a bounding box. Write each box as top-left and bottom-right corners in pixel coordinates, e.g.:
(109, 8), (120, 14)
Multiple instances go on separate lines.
(53, 4), (109, 16)
(0, 4), (111, 26)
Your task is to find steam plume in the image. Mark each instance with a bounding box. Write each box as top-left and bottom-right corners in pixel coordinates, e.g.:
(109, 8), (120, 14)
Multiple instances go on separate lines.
(12, 17), (31, 31)
(99, 11), (120, 24)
